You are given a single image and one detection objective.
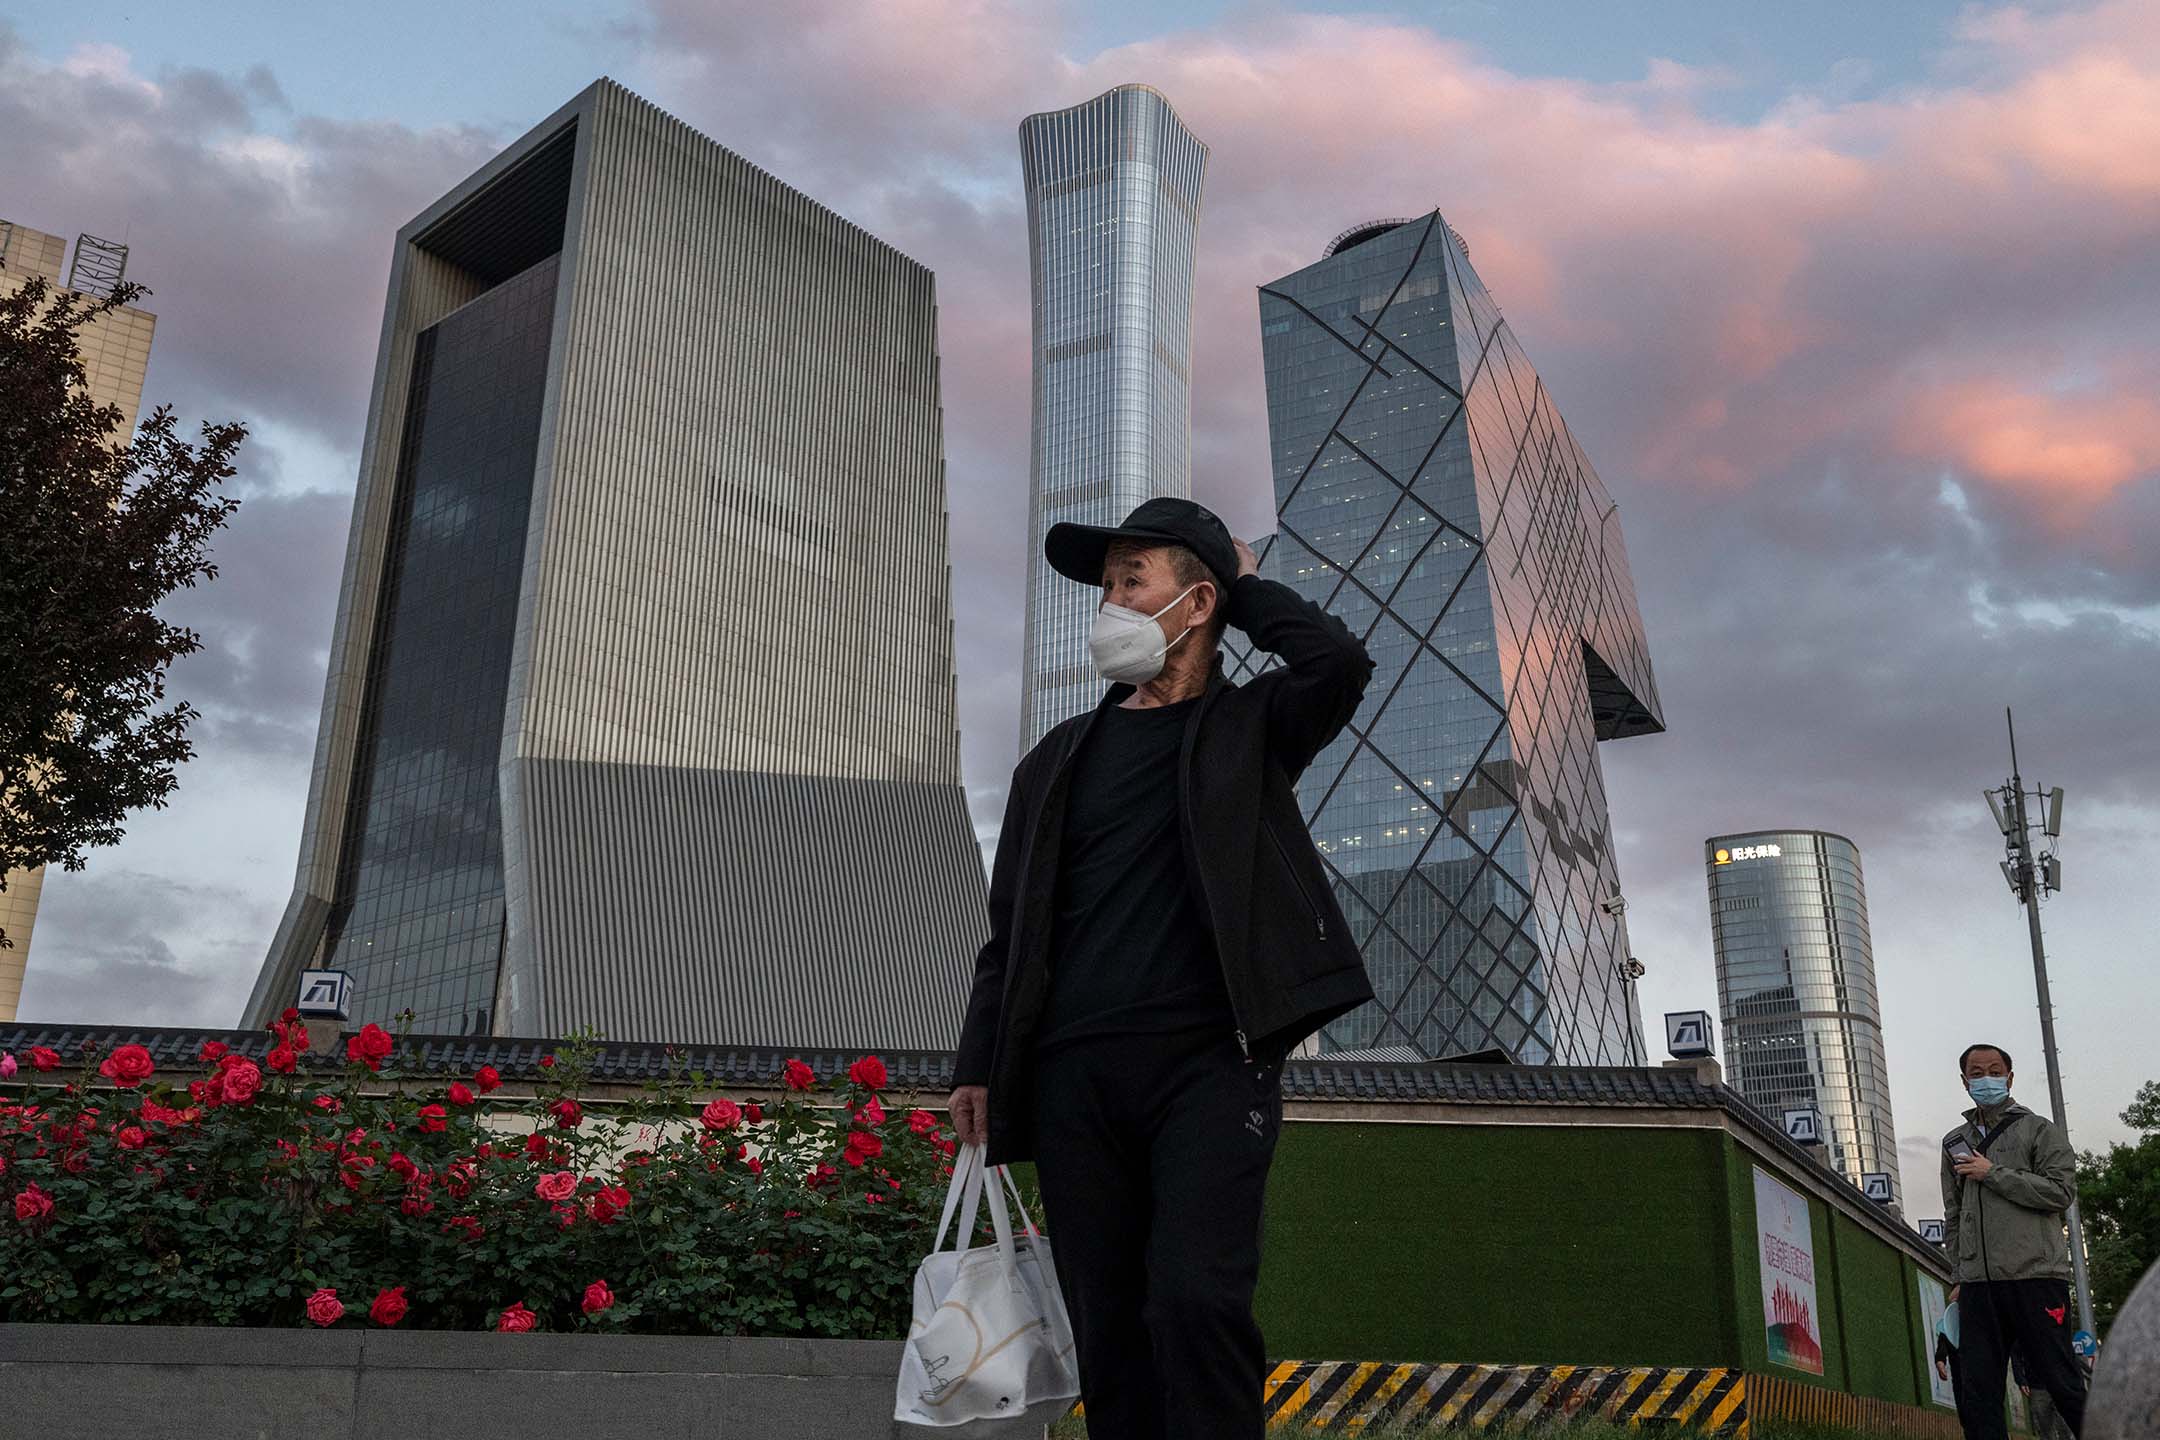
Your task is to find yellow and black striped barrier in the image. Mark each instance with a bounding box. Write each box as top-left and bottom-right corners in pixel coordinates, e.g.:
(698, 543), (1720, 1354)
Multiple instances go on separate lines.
(1074, 1363), (1963, 1435)
(1258, 1362), (1746, 1433)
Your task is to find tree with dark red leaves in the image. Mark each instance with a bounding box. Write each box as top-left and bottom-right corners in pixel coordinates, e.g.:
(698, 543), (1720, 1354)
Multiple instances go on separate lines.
(0, 268), (243, 948)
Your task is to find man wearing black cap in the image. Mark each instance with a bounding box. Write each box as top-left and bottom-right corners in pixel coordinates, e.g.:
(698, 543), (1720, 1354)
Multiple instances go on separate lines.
(949, 497), (1376, 1438)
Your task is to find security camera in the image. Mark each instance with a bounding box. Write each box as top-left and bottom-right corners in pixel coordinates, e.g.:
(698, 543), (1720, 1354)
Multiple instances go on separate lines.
(1598, 892), (1627, 917)
(1618, 956), (1647, 981)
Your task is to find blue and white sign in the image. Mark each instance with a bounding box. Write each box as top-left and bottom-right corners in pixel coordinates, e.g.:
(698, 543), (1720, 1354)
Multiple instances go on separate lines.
(295, 968), (354, 1020)
(1918, 1219), (1946, 1245)
(1665, 1010), (1715, 1059)
(2072, 1331), (2097, 1358)
(1782, 1107), (1824, 1145)
(1861, 1172), (1893, 1203)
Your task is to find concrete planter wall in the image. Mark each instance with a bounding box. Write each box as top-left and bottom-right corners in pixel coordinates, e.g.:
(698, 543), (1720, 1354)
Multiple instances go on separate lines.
(0, 1324), (1063, 1439)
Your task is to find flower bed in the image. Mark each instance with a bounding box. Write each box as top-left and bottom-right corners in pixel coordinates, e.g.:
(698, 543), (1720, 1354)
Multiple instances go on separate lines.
(0, 1017), (977, 1337)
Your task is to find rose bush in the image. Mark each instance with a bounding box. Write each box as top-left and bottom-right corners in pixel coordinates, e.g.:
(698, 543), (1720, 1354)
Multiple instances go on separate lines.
(0, 1017), (997, 1337)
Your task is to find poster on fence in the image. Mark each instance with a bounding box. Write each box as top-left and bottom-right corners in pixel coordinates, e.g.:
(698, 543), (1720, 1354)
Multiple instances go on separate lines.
(1916, 1272), (1955, 1408)
(1754, 1168), (1824, 1374)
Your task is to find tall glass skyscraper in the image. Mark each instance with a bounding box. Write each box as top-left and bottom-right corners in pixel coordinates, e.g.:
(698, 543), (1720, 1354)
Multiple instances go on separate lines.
(1235, 212), (1663, 1065)
(1708, 831), (1900, 1200)
(243, 81), (988, 1046)
(1017, 85), (1207, 750)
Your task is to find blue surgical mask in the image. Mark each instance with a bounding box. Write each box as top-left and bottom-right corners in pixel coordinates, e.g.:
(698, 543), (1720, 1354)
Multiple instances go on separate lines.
(1967, 1076), (2010, 1107)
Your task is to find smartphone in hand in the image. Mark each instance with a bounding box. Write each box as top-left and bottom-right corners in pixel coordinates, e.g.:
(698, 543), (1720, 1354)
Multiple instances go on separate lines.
(1946, 1136), (1977, 1163)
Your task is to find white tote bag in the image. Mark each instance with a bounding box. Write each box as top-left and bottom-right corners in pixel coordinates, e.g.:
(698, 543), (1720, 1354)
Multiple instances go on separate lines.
(895, 1143), (1079, 1426)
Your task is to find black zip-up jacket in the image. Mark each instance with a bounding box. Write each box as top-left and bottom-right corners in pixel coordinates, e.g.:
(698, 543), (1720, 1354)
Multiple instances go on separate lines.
(953, 573), (1378, 1164)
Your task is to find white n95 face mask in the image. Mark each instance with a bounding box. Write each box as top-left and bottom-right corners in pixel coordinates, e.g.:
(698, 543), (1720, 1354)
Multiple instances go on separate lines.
(1088, 583), (1199, 684)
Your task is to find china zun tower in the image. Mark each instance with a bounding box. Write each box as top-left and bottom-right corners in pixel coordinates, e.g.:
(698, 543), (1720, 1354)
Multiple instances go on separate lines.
(1016, 85), (1207, 750)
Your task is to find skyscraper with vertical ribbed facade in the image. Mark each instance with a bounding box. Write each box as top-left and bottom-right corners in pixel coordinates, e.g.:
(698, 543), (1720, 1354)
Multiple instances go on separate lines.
(1017, 85), (1207, 751)
(1708, 830), (1900, 1200)
(242, 80), (987, 1047)
(1234, 212), (1663, 1066)
(0, 220), (157, 1024)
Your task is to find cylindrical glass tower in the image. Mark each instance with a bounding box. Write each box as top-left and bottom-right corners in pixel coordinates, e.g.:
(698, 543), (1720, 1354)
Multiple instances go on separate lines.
(1707, 830), (1900, 1200)
(1016, 85), (1207, 751)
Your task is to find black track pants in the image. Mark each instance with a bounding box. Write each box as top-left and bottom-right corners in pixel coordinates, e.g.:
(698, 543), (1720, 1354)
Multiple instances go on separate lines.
(1029, 1028), (1283, 1440)
(1956, 1277), (2086, 1439)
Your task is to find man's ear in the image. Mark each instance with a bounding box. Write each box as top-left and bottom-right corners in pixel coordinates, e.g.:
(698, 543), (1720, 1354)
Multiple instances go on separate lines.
(1196, 579), (1221, 626)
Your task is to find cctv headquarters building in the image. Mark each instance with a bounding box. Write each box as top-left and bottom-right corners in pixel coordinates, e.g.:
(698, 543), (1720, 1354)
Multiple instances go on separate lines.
(1234, 213), (1665, 1067)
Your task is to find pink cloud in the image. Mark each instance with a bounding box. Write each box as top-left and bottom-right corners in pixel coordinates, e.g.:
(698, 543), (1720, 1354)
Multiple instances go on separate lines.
(1902, 375), (2160, 520)
(632, 2), (2160, 547)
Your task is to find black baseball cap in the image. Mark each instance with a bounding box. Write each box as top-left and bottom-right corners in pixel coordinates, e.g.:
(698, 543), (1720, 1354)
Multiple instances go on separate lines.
(1045, 497), (1240, 592)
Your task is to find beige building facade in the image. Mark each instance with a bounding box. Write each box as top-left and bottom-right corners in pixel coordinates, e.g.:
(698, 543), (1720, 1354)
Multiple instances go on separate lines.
(0, 220), (158, 1022)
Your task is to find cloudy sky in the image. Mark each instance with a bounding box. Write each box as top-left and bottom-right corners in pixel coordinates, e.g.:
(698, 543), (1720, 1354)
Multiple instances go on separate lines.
(6, 1), (2157, 1208)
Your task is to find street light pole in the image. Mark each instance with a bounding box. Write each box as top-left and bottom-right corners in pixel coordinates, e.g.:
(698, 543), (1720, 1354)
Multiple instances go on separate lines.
(1988, 707), (2095, 1336)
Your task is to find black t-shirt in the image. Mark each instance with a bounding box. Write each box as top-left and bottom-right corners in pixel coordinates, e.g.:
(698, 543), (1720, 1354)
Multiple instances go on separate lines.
(1035, 697), (1235, 1053)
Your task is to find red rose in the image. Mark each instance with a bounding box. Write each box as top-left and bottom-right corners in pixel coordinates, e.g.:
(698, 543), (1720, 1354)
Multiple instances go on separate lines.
(266, 1046), (297, 1074)
(538, 1055), (555, 1069)
(847, 1055), (888, 1091)
(417, 1104), (448, 1133)
(475, 1066), (502, 1093)
(447, 1082), (475, 1107)
(745, 1156), (764, 1176)
(98, 1044), (156, 1088)
(744, 1103), (763, 1124)
(281, 1006), (301, 1023)
(443, 1215), (485, 1242)
(844, 1130), (883, 1166)
(783, 1059), (815, 1091)
(199, 1040), (228, 1062)
(347, 1024), (394, 1072)
(116, 1125), (148, 1150)
(388, 1152), (420, 1182)
(549, 1098), (581, 1130)
(369, 1286), (409, 1327)
(859, 1098), (886, 1128)
(29, 1046), (61, 1072)
(220, 1059), (263, 1105)
(313, 1095), (341, 1113)
(496, 1302), (536, 1333)
(589, 1185), (631, 1224)
(534, 1171), (578, 1202)
(581, 1279), (615, 1316)
(289, 1024), (311, 1054)
(15, 1182), (54, 1222)
(908, 1108), (939, 1136)
(806, 1163), (839, 1191)
(700, 1098), (741, 1132)
(305, 1288), (344, 1327)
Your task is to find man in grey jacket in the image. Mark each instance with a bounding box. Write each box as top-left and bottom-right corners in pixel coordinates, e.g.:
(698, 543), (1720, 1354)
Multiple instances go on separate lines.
(1940, 1042), (2087, 1439)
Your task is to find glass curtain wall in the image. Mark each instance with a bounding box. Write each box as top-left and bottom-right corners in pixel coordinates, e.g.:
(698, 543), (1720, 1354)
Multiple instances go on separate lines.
(1236, 213), (1663, 1065)
(1709, 830), (1901, 1199)
(319, 256), (559, 1033)
(1017, 85), (1207, 750)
